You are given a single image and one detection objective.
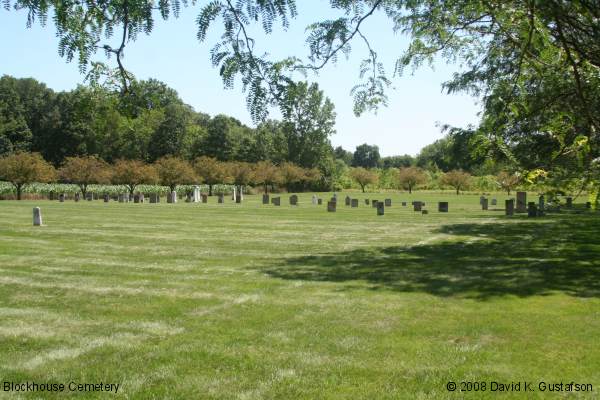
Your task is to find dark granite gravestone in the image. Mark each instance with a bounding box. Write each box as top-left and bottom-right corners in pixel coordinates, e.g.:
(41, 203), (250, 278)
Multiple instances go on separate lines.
(351, 199), (359, 208)
(384, 199), (391, 207)
(317, 198), (322, 205)
(290, 195), (298, 206)
(377, 202), (384, 216)
(516, 191), (527, 212)
(59, 193), (65, 203)
(438, 202), (448, 212)
(413, 202), (422, 212)
(505, 199), (515, 216)
(345, 196), (351, 206)
(528, 202), (538, 217)
(327, 201), (336, 212)
(566, 197), (573, 208)
(262, 194), (270, 204)
(273, 197), (281, 206)
(201, 194), (208, 203)
(481, 198), (488, 210)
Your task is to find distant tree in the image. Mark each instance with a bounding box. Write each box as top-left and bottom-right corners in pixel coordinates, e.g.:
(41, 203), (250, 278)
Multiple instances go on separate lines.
(193, 156), (228, 196)
(441, 170), (472, 195)
(59, 155), (110, 196)
(382, 155), (414, 169)
(154, 156), (196, 193)
(253, 161), (281, 194)
(397, 167), (427, 194)
(226, 161), (254, 197)
(0, 152), (56, 199)
(350, 167), (378, 193)
(333, 146), (353, 165)
(279, 162), (306, 192)
(111, 159), (159, 196)
(496, 171), (520, 195)
(352, 144), (381, 168)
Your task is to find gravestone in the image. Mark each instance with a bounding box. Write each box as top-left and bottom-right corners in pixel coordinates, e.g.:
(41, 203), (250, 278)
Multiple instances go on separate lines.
(49, 191), (55, 201)
(413, 202), (422, 212)
(59, 193), (65, 203)
(236, 188), (242, 203)
(479, 195), (485, 205)
(103, 194), (109, 203)
(186, 192), (193, 203)
(491, 199), (497, 206)
(140, 194), (145, 203)
(86, 193), (93, 201)
(422, 210), (429, 215)
(377, 202), (384, 216)
(528, 202), (538, 217)
(384, 199), (391, 207)
(290, 195), (298, 206)
(351, 199), (359, 208)
(172, 191), (178, 203)
(74, 193), (80, 202)
(134, 194), (140, 203)
(481, 198), (488, 210)
(118, 194), (124, 203)
(327, 201), (336, 212)
(402, 202), (407, 207)
(505, 199), (515, 216)
(317, 198), (322, 205)
(438, 202), (449, 212)
(272, 197), (281, 206)
(333, 193), (338, 201)
(218, 194), (224, 204)
(312, 194), (318, 205)
(124, 193), (130, 203)
(330, 197), (337, 204)
(345, 196), (351, 206)
(33, 207), (42, 226)
(193, 185), (200, 202)
(149, 193), (157, 203)
(372, 200), (378, 208)
(365, 199), (370, 205)
(516, 191), (527, 212)
(585, 202), (592, 209)
(566, 197), (573, 208)
(538, 195), (545, 215)
(262, 194), (270, 204)
(231, 186), (237, 202)
(167, 192), (174, 203)
(201, 194), (208, 203)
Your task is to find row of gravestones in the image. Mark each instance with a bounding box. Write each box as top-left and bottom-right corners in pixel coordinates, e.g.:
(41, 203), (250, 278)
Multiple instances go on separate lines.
(480, 192), (590, 217)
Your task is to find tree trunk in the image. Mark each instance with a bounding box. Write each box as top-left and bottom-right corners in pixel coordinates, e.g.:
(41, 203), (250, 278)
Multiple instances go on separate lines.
(129, 185), (135, 196)
(361, 184), (365, 193)
(16, 184), (22, 200)
(80, 184), (87, 197)
(264, 183), (268, 194)
(408, 185), (412, 194)
(209, 184), (213, 196)
(456, 188), (460, 195)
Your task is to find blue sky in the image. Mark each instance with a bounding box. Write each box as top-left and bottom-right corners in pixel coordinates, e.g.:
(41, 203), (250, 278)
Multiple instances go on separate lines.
(0, 2), (481, 156)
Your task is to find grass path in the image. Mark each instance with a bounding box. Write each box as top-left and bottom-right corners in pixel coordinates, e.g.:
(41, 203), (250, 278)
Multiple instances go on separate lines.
(0, 192), (599, 399)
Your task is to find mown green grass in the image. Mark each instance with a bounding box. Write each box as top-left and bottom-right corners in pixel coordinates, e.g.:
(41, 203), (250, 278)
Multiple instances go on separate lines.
(0, 192), (599, 399)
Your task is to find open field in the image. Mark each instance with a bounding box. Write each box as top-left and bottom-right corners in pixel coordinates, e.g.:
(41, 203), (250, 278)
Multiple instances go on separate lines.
(1, 192), (599, 399)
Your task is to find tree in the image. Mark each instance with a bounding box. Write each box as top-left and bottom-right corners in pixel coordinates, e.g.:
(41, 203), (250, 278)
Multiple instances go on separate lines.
(334, 146), (353, 166)
(0, 152), (55, 199)
(352, 144), (381, 169)
(226, 161), (254, 198)
(280, 82), (336, 169)
(278, 162), (306, 192)
(59, 155), (111, 196)
(154, 156), (196, 193)
(397, 167), (427, 194)
(382, 155), (414, 169)
(111, 159), (159, 196)
(441, 170), (472, 195)
(193, 156), (228, 196)
(496, 171), (521, 195)
(253, 161), (281, 194)
(349, 167), (378, 193)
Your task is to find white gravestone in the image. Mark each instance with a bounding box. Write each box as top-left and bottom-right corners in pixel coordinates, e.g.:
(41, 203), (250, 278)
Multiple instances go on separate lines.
(33, 207), (42, 226)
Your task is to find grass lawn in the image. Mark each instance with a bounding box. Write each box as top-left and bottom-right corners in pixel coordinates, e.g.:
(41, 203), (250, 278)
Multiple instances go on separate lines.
(1, 192), (599, 399)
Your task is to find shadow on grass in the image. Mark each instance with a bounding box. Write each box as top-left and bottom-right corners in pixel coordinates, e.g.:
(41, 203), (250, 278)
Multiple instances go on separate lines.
(264, 214), (600, 299)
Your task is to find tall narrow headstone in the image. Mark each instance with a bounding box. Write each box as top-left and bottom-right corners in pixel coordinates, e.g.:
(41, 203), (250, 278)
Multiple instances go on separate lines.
(290, 195), (298, 206)
(538, 195), (545, 215)
(481, 198), (488, 210)
(49, 191), (55, 201)
(33, 207), (42, 226)
(231, 186), (237, 202)
(59, 193), (65, 203)
(327, 201), (336, 212)
(312, 194), (317, 205)
(505, 199), (515, 216)
(351, 199), (359, 208)
(262, 194), (270, 204)
(103, 193), (109, 203)
(377, 202), (385, 216)
(516, 191), (527, 213)
(236, 187), (242, 203)
(193, 185), (200, 202)
(528, 202), (537, 217)
(172, 191), (178, 203)
(218, 194), (224, 204)
(345, 196), (351, 206)
(384, 199), (392, 207)
(566, 197), (573, 208)
(438, 202), (448, 212)
(74, 192), (80, 202)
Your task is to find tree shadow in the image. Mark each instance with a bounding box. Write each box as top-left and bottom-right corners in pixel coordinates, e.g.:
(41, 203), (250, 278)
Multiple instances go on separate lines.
(263, 214), (600, 299)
